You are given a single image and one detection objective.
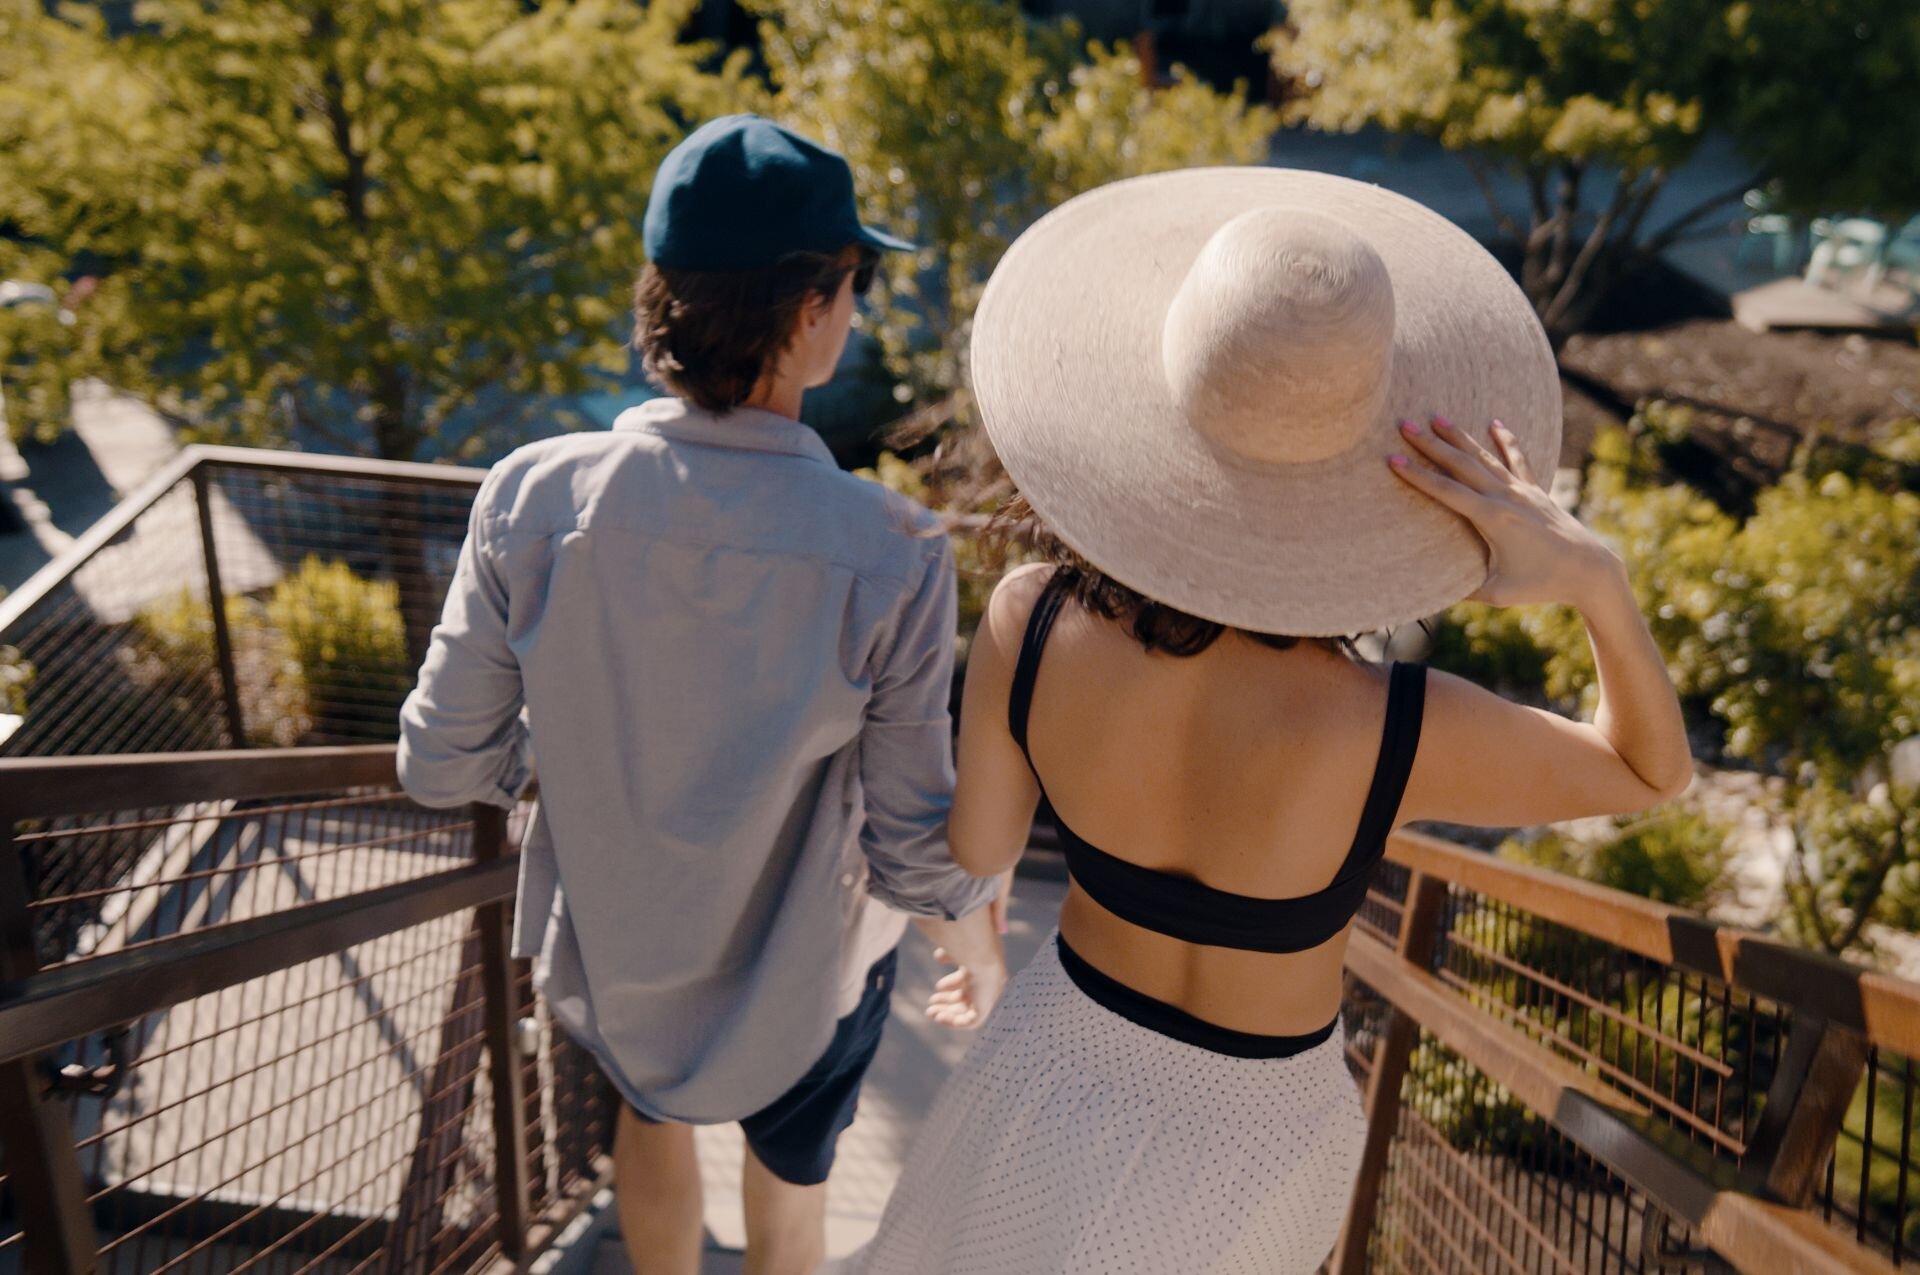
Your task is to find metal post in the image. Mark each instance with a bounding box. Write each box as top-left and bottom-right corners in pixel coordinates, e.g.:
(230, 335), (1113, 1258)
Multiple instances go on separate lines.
(0, 824), (97, 1274)
(474, 804), (531, 1256)
(1333, 871), (1449, 1275)
(191, 465), (247, 748)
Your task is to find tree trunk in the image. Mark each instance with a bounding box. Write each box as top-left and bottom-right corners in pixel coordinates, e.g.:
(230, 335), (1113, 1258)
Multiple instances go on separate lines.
(369, 363), (439, 677)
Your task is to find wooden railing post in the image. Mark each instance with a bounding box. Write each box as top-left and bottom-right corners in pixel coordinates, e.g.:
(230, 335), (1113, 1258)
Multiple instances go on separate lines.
(1745, 1017), (1871, 1206)
(474, 804), (531, 1257)
(0, 824), (98, 1274)
(1332, 871), (1449, 1275)
(190, 464), (247, 748)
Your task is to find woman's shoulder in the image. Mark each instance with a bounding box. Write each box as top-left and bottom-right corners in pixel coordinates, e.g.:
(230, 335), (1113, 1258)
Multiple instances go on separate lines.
(982, 562), (1059, 647)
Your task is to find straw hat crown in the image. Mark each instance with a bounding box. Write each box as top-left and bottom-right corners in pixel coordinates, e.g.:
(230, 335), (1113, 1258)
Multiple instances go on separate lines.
(1163, 209), (1396, 466)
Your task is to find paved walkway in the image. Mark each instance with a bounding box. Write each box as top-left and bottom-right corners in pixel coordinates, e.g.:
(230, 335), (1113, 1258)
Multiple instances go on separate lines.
(0, 381), (178, 592)
(584, 876), (1070, 1273)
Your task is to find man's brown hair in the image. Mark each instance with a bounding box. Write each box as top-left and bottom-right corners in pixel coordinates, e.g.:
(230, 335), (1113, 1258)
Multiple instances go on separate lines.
(631, 246), (870, 413)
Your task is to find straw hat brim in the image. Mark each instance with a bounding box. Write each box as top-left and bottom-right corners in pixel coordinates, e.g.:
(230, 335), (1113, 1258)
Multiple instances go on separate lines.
(970, 168), (1562, 637)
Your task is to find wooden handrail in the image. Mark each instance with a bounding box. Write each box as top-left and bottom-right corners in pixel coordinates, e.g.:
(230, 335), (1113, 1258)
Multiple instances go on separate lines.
(0, 744), (401, 820)
(1387, 829), (1920, 1056)
(0, 853), (515, 1067)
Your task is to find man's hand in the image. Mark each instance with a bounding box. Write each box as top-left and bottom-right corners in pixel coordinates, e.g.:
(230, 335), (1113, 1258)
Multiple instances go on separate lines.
(912, 906), (1007, 1030)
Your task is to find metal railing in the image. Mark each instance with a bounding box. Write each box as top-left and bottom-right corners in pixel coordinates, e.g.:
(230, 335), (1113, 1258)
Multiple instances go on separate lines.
(0, 748), (614, 1274)
(1336, 833), (1913, 1274)
(6, 756), (1918, 1274)
(0, 447), (483, 758)
(4, 444), (1920, 1273)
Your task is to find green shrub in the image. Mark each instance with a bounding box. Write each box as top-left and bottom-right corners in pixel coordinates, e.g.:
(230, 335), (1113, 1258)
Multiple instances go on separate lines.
(132, 586), (227, 670)
(1403, 1038), (1540, 1155)
(0, 642), (31, 717)
(1499, 811), (1732, 911)
(264, 557), (411, 740)
(1424, 601), (1553, 698)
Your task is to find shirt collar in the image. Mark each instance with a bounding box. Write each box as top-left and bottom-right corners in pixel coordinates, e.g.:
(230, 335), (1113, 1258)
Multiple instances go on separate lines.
(613, 396), (836, 467)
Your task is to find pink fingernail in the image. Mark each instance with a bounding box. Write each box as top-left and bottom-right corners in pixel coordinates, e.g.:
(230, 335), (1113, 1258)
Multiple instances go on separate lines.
(1432, 415), (1454, 431)
(1389, 454), (1408, 468)
(1398, 419), (1420, 436)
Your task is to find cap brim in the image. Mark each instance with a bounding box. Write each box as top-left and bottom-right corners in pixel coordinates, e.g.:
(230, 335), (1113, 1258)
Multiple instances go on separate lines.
(970, 167), (1562, 638)
(856, 224), (916, 253)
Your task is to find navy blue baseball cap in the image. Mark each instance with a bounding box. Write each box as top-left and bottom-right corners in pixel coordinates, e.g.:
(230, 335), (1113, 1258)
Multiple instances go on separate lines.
(643, 114), (915, 272)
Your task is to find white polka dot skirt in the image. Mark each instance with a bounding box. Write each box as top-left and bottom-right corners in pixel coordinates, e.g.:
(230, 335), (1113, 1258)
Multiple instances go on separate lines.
(849, 931), (1366, 1274)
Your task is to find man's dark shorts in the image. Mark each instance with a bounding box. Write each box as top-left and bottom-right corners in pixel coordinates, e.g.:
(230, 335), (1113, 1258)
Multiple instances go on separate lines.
(627, 947), (898, 1186)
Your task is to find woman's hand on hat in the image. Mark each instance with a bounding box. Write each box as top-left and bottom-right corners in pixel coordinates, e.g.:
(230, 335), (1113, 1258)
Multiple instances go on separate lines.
(1388, 416), (1621, 608)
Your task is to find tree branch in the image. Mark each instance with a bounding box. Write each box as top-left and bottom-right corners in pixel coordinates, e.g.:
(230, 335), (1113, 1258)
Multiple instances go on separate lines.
(1787, 831), (1840, 953)
(1641, 171), (1765, 259)
(284, 389), (374, 457)
(1526, 166), (1550, 229)
(1465, 155), (1524, 243)
(1545, 162), (1585, 294)
(1830, 810), (1910, 955)
(1616, 167), (1668, 251)
(1541, 172), (1641, 337)
(312, 12), (370, 232)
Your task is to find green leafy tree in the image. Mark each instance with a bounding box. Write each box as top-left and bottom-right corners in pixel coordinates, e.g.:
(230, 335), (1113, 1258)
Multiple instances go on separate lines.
(0, 0), (746, 458)
(1442, 418), (1920, 957)
(755, 0), (1277, 406)
(1270, 0), (1920, 346)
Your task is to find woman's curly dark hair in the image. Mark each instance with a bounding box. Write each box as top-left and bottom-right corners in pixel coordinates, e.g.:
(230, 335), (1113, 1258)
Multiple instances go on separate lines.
(982, 493), (1356, 658)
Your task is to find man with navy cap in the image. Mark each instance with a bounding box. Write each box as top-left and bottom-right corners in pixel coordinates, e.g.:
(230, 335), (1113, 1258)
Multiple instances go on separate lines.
(398, 115), (1006, 1275)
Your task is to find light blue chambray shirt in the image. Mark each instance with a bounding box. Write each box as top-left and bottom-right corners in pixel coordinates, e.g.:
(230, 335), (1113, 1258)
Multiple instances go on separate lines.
(396, 396), (998, 1123)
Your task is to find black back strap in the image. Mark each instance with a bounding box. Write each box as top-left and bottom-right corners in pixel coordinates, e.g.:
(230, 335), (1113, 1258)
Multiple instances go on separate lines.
(1007, 571), (1070, 762)
(1339, 660), (1428, 875)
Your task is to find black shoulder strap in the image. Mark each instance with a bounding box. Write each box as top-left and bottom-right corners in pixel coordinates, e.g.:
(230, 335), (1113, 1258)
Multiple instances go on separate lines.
(1007, 572), (1070, 762)
(1341, 661), (1429, 869)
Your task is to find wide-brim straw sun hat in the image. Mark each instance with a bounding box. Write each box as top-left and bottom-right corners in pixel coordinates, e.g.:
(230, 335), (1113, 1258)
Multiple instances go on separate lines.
(971, 167), (1563, 638)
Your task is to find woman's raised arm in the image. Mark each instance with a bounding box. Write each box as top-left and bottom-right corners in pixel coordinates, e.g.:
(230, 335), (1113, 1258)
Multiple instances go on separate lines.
(1390, 417), (1693, 828)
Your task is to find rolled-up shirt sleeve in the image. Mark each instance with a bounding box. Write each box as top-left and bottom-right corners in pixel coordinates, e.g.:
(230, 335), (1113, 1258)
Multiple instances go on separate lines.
(858, 535), (1000, 920)
(398, 471), (532, 810)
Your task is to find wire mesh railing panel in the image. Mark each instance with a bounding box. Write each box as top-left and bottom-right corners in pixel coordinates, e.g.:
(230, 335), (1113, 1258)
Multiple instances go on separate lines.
(1342, 973), (1394, 1085)
(1369, 1034), (1678, 1275)
(0, 454), (484, 759)
(205, 465), (477, 748)
(1818, 1044), (1920, 1264)
(1358, 859), (1412, 949)
(17, 791), (478, 970)
(58, 909), (494, 1274)
(0, 478), (230, 759)
(1432, 886), (1790, 1159)
(515, 961), (618, 1232)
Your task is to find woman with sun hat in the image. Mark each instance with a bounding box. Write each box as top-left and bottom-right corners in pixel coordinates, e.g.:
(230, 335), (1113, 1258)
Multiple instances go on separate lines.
(851, 167), (1693, 1274)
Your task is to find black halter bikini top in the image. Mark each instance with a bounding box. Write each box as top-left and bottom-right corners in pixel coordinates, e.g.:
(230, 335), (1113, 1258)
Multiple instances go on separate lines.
(1010, 573), (1428, 955)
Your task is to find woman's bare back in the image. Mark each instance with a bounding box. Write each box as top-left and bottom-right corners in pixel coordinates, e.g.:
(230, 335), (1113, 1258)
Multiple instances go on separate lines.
(1017, 585), (1402, 1036)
